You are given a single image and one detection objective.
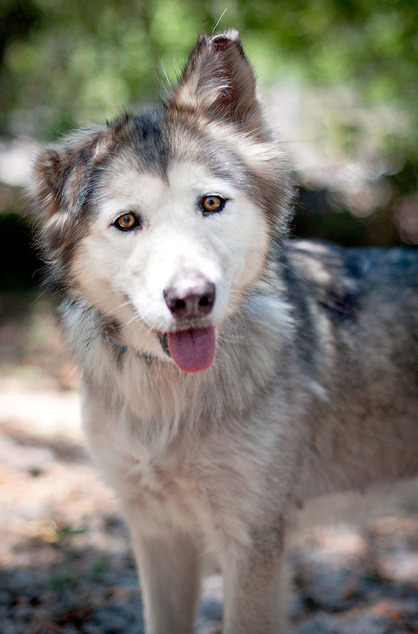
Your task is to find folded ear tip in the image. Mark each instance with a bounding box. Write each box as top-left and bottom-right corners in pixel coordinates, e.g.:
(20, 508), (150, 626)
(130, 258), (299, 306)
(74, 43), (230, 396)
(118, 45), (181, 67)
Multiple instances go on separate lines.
(210, 29), (241, 51)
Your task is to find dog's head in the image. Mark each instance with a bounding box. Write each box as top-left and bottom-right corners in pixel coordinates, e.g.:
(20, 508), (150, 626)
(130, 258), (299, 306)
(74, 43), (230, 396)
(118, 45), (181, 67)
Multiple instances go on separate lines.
(33, 30), (291, 372)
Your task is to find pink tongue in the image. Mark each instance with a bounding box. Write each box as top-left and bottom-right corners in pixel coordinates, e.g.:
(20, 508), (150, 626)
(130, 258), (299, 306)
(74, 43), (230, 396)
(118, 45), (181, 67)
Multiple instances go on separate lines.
(167, 326), (216, 373)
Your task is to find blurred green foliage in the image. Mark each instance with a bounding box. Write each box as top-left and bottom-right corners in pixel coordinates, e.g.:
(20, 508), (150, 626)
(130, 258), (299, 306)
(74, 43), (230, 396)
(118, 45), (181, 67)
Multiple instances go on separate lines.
(1, 0), (417, 144)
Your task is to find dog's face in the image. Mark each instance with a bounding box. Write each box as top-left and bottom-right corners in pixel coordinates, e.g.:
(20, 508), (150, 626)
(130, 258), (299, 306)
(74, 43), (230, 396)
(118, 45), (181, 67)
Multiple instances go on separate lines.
(33, 30), (291, 372)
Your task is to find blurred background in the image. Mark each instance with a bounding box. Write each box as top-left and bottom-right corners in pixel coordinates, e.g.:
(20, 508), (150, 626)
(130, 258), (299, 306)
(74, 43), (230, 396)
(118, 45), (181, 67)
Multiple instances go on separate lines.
(0, 2), (417, 633)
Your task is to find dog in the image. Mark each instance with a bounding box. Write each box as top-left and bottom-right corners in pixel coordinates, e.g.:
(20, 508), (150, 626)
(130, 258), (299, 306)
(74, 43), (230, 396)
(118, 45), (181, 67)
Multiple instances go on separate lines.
(32, 30), (418, 634)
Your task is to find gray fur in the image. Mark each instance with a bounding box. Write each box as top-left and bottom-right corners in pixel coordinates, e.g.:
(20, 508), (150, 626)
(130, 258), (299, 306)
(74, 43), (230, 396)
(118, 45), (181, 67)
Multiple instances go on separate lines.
(33, 31), (417, 634)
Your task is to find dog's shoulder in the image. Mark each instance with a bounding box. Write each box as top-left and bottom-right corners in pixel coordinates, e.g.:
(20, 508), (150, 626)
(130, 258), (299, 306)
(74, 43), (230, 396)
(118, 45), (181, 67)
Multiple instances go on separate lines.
(281, 240), (418, 325)
(281, 240), (361, 324)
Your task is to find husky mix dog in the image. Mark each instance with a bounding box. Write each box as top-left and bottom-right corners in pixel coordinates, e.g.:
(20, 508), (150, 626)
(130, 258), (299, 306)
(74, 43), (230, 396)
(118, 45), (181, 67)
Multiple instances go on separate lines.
(32, 30), (417, 634)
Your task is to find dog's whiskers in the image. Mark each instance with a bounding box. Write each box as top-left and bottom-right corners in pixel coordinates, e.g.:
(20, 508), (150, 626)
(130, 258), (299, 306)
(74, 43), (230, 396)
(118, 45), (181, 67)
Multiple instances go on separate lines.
(116, 299), (134, 311)
(126, 313), (142, 327)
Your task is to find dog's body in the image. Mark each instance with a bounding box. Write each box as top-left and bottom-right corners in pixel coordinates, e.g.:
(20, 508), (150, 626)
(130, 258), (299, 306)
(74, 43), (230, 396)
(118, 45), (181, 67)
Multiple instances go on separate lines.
(33, 30), (418, 634)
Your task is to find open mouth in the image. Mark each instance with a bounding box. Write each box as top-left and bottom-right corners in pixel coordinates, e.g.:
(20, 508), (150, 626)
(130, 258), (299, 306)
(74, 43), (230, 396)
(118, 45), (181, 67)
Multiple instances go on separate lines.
(160, 326), (216, 373)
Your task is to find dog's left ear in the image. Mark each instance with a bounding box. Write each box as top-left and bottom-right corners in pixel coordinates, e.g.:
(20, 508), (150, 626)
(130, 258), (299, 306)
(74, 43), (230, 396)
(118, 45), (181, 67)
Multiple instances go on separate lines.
(164, 30), (264, 136)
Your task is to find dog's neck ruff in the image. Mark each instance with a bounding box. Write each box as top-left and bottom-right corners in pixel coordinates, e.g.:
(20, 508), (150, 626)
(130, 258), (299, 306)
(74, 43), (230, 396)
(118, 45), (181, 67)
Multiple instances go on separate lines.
(101, 331), (160, 362)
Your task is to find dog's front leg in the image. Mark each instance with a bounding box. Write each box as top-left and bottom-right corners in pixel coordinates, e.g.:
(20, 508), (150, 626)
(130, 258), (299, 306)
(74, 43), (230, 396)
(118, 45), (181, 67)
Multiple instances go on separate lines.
(123, 503), (200, 634)
(220, 524), (286, 634)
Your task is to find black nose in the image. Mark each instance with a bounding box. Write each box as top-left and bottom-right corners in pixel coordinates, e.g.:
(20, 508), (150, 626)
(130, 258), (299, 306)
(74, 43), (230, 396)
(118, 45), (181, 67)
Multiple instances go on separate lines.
(164, 271), (216, 319)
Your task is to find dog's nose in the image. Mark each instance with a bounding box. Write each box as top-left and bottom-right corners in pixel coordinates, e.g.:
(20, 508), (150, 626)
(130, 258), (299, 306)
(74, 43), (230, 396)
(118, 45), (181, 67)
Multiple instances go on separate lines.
(164, 272), (216, 319)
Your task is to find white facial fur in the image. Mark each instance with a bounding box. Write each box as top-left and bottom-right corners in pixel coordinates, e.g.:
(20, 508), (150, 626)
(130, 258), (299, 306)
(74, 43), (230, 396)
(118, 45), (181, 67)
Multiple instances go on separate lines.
(70, 159), (270, 355)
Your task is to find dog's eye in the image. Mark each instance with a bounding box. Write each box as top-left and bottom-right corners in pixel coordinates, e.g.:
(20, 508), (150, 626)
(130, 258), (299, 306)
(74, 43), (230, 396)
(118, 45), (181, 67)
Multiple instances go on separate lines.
(113, 212), (141, 231)
(200, 195), (227, 215)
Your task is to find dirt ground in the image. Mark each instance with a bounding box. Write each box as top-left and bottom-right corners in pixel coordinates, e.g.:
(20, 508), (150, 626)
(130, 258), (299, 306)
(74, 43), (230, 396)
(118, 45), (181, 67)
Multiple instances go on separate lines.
(0, 293), (417, 633)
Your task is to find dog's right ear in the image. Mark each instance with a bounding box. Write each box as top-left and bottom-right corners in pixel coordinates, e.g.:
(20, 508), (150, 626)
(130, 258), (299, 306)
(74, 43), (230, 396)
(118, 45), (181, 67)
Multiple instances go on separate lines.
(33, 146), (73, 217)
(33, 127), (105, 218)
(164, 30), (264, 136)
(32, 121), (127, 218)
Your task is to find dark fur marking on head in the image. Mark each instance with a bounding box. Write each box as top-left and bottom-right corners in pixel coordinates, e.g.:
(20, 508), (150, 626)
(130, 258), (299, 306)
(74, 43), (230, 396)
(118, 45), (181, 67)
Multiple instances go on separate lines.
(130, 110), (169, 175)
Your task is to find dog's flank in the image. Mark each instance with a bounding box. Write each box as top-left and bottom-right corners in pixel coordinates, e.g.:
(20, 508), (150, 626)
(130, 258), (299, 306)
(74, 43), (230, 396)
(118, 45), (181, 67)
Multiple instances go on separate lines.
(33, 29), (418, 634)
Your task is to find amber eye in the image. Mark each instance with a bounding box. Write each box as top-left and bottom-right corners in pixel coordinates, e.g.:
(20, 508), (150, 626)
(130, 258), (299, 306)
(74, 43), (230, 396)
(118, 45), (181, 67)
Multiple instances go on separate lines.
(113, 212), (140, 231)
(200, 195), (227, 215)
